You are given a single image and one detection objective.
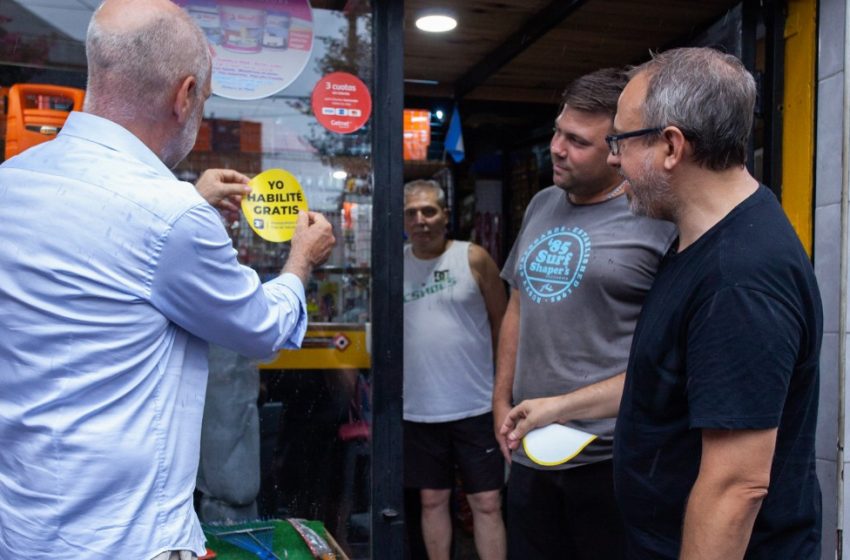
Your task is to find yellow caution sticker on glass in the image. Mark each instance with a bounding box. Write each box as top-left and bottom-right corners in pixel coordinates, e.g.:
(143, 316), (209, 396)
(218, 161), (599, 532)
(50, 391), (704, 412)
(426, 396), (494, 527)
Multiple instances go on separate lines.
(242, 168), (309, 243)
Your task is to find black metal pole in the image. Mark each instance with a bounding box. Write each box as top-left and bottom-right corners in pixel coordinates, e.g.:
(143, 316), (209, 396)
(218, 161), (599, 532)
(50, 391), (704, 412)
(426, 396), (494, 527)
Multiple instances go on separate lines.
(763, 0), (786, 198)
(371, 0), (405, 557)
(741, 0), (758, 177)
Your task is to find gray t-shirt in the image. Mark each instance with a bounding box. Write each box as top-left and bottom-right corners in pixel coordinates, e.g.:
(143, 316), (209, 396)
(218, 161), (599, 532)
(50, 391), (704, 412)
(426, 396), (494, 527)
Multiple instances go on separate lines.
(502, 186), (676, 469)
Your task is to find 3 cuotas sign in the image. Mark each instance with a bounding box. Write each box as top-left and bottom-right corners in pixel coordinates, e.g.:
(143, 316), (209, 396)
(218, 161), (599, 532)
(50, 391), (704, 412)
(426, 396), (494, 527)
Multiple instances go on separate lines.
(242, 168), (308, 242)
(311, 71), (372, 134)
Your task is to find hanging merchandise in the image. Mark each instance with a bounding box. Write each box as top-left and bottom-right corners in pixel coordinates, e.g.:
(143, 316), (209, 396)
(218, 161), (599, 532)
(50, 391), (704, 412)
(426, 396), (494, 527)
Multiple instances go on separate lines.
(403, 109), (431, 160)
(311, 72), (372, 134)
(176, 0), (315, 100)
(242, 168), (309, 242)
(341, 201), (371, 268)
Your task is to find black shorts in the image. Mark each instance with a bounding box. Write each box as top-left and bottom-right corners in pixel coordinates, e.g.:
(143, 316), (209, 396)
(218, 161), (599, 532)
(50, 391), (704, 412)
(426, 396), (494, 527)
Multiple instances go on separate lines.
(403, 412), (504, 494)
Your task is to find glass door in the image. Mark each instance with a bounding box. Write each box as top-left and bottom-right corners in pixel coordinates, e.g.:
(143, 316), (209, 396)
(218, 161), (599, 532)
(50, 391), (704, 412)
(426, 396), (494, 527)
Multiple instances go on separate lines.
(173, 2), (378, 558)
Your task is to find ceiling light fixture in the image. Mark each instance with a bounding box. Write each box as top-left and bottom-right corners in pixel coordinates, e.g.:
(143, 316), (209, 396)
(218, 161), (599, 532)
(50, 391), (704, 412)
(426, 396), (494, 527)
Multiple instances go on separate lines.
(332, 170), (347, 180)
(415, 14), (457, 33)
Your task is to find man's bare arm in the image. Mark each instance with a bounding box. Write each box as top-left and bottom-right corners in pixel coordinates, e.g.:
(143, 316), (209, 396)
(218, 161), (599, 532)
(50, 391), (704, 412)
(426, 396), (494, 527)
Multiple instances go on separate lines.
(468, 243), (508, 351)
(679, 428), (775, 559)
(493, 289), (520, 462)
(500, 372), (624, 450)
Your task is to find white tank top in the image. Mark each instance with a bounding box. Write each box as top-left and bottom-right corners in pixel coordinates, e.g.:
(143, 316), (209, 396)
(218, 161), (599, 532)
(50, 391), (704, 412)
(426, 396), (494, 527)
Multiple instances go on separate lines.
(403, 241), (494, 422)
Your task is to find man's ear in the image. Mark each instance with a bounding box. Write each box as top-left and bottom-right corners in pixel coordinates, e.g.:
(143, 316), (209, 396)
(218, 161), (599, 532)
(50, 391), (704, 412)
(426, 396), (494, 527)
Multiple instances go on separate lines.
(173, 75), (197, 124)
(662, 126), (687, 171)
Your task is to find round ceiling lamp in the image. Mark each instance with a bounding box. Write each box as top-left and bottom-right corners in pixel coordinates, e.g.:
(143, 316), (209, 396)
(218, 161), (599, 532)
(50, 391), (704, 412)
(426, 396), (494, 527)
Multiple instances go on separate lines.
(415, 14), (457, 33)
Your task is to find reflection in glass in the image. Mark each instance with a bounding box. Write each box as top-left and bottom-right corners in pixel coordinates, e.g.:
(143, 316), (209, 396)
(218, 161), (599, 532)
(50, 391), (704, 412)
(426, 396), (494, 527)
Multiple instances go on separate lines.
(175, 5), (375, 559)
(0, 1), (375, 556)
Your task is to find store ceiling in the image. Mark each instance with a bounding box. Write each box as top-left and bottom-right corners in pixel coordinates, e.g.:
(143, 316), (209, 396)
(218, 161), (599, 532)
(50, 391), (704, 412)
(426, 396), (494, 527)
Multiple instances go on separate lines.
(404, 0), (743, 104)
(7, 0), (742, 107)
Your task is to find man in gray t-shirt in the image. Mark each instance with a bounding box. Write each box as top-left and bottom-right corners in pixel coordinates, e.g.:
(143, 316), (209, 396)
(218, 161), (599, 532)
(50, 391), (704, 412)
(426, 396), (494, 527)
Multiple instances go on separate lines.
(493, 68), (675, 560)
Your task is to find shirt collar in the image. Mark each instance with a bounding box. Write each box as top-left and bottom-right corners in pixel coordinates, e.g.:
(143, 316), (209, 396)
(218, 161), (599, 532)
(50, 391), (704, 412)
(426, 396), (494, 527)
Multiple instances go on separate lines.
(59, 111), (176, 179)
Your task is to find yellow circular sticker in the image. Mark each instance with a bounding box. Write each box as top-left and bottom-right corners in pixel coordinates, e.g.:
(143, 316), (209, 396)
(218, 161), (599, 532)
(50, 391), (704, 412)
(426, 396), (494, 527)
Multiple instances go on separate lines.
(242, 169), (309, 243)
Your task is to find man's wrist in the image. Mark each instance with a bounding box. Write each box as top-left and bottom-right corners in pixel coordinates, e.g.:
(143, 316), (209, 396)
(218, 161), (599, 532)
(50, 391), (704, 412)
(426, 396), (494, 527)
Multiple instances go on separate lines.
(282, 252), (311, 285)
(551, 393), (578, 425)
(493, 398), (512, 412)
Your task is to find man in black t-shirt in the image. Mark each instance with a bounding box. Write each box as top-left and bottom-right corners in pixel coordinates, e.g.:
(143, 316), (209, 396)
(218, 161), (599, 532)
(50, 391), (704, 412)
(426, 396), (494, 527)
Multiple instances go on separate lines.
(606, 48), (823, 559)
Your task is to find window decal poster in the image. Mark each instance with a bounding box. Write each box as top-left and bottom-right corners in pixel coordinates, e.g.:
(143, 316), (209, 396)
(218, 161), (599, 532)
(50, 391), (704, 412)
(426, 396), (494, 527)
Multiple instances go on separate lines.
(311, 72), (372, 134)
(177, 0), (314, 100)
(242, 168), (309, 242)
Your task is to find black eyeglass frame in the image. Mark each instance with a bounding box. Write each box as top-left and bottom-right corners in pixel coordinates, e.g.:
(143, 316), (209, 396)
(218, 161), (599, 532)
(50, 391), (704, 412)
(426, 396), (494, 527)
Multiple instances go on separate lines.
(605, 127), (664, 156)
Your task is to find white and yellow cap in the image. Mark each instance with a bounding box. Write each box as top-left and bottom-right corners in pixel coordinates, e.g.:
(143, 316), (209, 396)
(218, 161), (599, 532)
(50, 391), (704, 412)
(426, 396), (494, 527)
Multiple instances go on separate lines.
(522, 424), (597, 467)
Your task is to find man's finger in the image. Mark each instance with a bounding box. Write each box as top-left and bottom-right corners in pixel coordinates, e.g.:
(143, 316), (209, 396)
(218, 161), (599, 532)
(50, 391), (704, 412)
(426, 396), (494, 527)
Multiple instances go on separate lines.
(499, 419), (512, 436)
(508, 416), (533, 443)
(218, 182), (250, 198)
(499, 439), (512, 463)
(307, 211), (330, 227)
(218, 199), (239, 213)
(216, 168), (251, 185)
(500, 406), (524, 435)
(295, 210), (309, 231)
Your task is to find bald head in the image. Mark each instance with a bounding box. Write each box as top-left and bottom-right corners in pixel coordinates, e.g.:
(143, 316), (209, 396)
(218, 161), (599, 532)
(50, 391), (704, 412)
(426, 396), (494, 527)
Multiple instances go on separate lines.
(84, 0), (211, 123)
(94, 0), (185, 34)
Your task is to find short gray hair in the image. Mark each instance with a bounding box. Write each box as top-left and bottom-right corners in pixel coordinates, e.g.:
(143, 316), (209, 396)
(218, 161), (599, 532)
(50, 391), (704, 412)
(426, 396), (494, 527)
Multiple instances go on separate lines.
(404, 179), (446, 208)
(631, 47), (756, 171)
(84, 3), (211, 120)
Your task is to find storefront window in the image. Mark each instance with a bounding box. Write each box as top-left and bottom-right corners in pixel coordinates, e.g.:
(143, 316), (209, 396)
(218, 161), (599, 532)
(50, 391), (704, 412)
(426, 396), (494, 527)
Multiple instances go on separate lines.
(179, 4), (375, 557)
(1, 1), (375, 557)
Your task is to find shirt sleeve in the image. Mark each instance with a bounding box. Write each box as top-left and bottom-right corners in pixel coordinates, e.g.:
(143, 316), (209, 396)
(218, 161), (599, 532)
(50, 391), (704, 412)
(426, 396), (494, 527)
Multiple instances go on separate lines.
(500, 193), (539, 288)
(686, 286), (802, 430)
(149, 203), (307, 358)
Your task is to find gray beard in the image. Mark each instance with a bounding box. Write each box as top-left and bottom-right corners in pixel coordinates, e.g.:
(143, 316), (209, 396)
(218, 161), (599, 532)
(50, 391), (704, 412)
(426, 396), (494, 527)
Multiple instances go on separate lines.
(624, 159), (679, 222)
(161, 106), (202, 169)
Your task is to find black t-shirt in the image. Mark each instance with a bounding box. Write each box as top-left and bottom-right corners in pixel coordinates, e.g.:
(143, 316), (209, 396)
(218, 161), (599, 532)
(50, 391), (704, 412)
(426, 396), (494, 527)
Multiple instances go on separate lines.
(614, 186), (823, 559)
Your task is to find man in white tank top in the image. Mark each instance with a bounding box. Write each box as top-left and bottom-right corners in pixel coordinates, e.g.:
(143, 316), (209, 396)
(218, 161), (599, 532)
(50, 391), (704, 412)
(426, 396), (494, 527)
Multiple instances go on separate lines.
(403, 180), (508, 560)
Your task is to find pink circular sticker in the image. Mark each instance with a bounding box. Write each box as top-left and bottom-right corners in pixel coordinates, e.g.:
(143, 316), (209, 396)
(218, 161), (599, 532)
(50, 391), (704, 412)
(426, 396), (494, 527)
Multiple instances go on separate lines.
(311, 72), (372, 134)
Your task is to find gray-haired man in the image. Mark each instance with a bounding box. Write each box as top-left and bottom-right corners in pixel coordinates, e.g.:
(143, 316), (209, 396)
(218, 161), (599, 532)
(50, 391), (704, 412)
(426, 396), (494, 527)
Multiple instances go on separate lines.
(403, 179), (508, 560)
(609, 47), (822, 559)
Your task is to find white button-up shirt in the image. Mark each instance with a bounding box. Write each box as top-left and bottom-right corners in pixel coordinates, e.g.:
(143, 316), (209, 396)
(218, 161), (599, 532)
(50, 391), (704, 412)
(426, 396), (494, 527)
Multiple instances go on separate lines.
(0, 112), (307, 558)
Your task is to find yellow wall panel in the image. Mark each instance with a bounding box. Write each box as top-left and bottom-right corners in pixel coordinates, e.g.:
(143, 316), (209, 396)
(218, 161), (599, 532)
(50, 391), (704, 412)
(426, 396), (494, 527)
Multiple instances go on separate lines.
(781, 0), (817, 255)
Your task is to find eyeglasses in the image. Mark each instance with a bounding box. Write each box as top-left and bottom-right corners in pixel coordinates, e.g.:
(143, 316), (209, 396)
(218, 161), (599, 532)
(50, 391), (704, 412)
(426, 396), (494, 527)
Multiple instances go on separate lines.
(605, 127), (663, 156)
